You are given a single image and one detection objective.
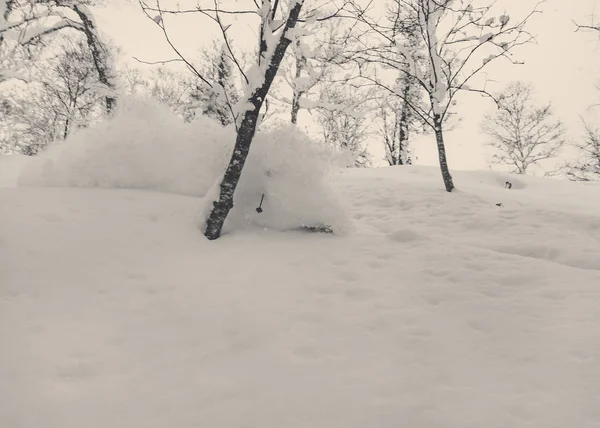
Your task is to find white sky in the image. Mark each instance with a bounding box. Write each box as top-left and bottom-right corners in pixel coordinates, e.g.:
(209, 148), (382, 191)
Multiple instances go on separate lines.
(94, 0), (600, 173)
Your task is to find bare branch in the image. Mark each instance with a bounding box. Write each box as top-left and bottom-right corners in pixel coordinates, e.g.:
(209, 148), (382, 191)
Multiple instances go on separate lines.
(139, 0), (213, 88)
(132, 56), (184, 66)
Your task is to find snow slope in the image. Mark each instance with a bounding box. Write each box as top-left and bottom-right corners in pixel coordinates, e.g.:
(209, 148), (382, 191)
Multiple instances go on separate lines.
(2, 162), (600, 428)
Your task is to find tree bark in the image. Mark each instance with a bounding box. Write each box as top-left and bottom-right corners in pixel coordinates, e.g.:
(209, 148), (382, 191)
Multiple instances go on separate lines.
(63, 117), (70, 140)
(433, 115), (454, 192)
(290, 39), (306, 124)
(398, 83), (411, 165)
(204, 109), (260, 240)
(290, 92), (301, 124)
(204, 0), (304, 240)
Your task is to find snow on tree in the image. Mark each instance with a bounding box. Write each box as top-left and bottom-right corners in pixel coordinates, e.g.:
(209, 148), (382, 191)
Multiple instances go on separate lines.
(185, 44), (240, 126)
(375, 73), (422, 166)
(0, 0), (116, 112)
(316, 85), (371, 167)
(481, 82), (565, 175)
(276, 18), (354, 124)
(1, 38), (105, 154)
(140, 0), (310, 239)
(347, 0), (541, 191)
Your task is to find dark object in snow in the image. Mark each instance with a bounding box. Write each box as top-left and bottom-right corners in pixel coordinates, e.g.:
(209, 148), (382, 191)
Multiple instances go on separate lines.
(505, 181), (512, 189)
(256, 193), (265, 213)
(496, 203), (504, 207)
(297, 224), (334, 234)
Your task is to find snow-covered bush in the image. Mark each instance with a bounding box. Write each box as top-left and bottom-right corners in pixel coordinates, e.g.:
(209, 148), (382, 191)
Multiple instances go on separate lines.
(19, 96), (350, 232)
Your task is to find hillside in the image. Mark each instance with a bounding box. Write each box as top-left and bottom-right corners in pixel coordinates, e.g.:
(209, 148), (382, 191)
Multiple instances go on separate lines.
(2, 156), (600, 428)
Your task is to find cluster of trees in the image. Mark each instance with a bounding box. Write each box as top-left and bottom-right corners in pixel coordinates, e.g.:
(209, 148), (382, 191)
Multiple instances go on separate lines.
(1, 0), (600, 239)
(1, 0), (115, 153)
(480, 81), (600, 181)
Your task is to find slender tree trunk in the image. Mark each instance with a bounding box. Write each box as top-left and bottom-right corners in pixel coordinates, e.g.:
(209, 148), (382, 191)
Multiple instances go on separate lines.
(397, 119), (407, 165)
(290, 39), (306, 124)
(398, 84), (411, 165)
(204, 107), (260, 239)
(433, 115), (454, 192)
(290, 94), (301, 124)
(63, 117), (70, 140)
(204, 0), (304, 240)
(71, 5), (116, 113)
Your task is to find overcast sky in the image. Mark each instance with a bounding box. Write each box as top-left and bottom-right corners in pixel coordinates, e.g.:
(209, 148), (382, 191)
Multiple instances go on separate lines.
(95, 0), (600, 173)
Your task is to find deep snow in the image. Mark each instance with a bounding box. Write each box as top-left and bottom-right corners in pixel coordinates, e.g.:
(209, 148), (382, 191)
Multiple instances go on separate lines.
(2, 161), (600, 428)
(1, 100), (600, 427)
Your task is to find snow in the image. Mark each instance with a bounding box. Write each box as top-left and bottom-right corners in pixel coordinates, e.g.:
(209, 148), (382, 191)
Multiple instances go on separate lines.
(0, 154), (28, 187)
(422, 1), (448, 116)
(479, 32), (494, 43)
(17, 97), (349, 233)
(2, 117), (600, 427)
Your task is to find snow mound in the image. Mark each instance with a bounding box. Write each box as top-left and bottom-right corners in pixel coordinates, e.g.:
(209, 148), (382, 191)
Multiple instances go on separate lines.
(17, 97), (349, 232)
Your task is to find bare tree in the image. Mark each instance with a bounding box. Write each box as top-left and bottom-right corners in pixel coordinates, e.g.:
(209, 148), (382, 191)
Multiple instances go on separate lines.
(43, 39), (104, 139)
(0, 0), (116, 112)
(1, 38), (104, 154)
(375, 73), (423, 166)
(481, 82), (565, 175)
(281, 19), (354, 124)
(316, 84), (370, 167)
(184, 44), (240, 125)
(347, 0), (540, 191)
(562, 121), (600, 181)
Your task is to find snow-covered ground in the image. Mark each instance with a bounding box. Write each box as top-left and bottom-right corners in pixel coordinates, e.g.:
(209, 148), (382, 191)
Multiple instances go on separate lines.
(2, 162), (600, 428)
(2, 103), (600, 428)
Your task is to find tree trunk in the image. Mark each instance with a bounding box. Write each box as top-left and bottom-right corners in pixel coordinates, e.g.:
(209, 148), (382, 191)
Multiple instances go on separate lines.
(398, 84), (411, 165)
(433, 116), (454, 192)
(291, 93), (301, 124)
(204, 0), (304, 240)
(290, 39), (306, 125)
(204, 107), (260, 239)
(71, 5), (116, 114)
(63, 117), (70, 140)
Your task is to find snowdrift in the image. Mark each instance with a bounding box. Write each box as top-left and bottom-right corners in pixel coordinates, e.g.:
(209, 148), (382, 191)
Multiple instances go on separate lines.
(17, 97), (350, 232)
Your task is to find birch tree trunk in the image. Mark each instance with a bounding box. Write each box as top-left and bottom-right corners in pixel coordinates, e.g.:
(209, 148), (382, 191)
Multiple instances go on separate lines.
(204, 0), (304, 240)
(433, 114), (454, 192)
(290, 40), (306, 124)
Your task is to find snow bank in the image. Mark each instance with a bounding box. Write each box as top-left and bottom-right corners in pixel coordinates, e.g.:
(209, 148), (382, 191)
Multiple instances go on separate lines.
(18, 97), (349, 232)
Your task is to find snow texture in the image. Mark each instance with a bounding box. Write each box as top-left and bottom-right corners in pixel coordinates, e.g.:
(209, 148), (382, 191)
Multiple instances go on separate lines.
(17, 97), (349, 233)
(2, 104), (600, 428)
